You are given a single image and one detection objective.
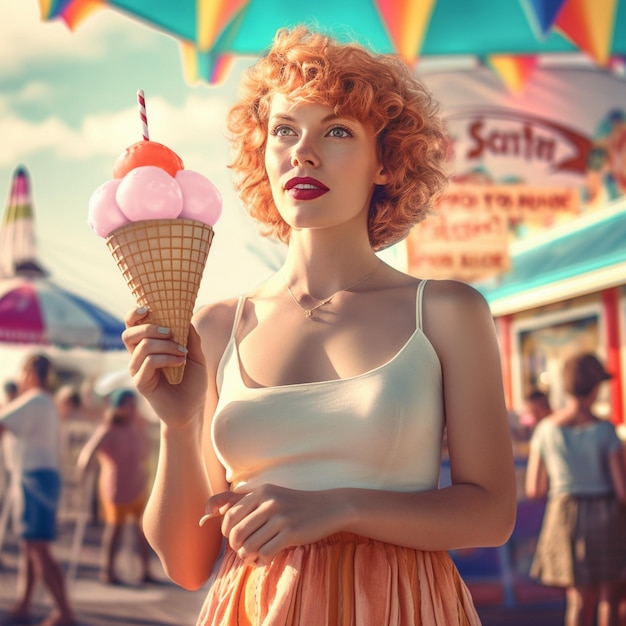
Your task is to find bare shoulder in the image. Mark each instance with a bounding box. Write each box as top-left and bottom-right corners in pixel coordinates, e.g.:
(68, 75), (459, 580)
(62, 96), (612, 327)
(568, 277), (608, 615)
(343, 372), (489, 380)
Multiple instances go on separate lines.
(193, 297), (241, 334)
(421, 279), (496, 359)
(423, 279), (491, 321)
(192, 297), (242, 369)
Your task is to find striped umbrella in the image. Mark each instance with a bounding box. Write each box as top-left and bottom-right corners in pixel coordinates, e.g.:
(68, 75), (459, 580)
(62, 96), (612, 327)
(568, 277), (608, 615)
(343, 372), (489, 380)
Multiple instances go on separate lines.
(0, 276), (125, 350)
(0, 166), (125, 350)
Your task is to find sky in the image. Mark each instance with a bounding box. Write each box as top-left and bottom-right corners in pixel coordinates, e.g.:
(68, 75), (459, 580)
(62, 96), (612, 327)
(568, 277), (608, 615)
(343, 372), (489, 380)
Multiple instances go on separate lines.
(0, 1), (288, 326)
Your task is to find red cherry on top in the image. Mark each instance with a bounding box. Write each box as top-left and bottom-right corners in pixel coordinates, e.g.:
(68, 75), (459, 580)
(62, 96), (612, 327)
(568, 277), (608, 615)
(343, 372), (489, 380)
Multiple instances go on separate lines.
(113, 140), (184, 178)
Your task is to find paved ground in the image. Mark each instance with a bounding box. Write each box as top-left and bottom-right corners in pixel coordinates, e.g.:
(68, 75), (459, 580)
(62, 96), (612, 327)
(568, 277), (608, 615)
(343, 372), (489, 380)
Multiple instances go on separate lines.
(479, 605), (564, 626)
(0, 516), (566, 626)
(0, 517), (206, 626)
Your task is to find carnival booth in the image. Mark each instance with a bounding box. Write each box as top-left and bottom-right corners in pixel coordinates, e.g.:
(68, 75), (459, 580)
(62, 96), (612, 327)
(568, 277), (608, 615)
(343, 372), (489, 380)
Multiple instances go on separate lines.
(410, 64), (626, 425)
(404, 58), (626, 609)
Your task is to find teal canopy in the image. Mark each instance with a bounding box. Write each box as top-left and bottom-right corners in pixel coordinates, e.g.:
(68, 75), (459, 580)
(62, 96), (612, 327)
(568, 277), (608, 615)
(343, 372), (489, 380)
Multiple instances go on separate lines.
(41, 0), (626, 84)
(473, 205), (626, 315)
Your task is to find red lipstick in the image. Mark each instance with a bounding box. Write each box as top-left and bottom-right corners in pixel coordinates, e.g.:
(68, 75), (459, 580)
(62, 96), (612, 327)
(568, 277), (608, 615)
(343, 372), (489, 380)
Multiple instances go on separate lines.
(284, 177), (329, 200)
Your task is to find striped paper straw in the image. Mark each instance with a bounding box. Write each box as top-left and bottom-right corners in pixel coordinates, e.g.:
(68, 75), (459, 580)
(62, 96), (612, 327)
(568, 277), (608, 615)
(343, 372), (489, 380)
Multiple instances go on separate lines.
(137, 89), (149, 141)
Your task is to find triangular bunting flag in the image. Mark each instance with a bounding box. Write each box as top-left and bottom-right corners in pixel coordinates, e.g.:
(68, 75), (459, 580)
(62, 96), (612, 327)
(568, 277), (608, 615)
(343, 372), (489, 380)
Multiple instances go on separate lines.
(180, 40), (201, 85)
(185, 48), (237, 86)
(39, 0), (106, 31)
(374, 0), (437, 61)
(486, 55), (539, 95)
(521, 0), (568, 37)
(197, 0), (249, 52)
(555, 0), (617, 65)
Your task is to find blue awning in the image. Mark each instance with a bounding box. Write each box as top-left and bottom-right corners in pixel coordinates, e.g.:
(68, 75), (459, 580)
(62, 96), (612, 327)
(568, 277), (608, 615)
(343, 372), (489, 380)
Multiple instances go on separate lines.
(473, 205), (626, 316)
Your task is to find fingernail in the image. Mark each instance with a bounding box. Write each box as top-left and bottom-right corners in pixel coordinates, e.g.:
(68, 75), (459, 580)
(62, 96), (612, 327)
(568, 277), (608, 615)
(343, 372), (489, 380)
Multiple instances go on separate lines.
(136, 306), (148, 315)
(157, 327), (170, 334)
(199, 513), (217, 527)
(177, 345), (188, 353)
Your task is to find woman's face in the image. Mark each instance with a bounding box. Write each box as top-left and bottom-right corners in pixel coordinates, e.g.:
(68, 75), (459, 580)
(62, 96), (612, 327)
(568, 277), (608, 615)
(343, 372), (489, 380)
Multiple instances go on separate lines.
(264, 94), (387, 237)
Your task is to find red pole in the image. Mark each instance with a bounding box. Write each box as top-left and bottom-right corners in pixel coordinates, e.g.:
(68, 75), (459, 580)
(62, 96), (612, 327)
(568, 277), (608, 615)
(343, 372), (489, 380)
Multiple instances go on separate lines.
(601, 288), (624, 424)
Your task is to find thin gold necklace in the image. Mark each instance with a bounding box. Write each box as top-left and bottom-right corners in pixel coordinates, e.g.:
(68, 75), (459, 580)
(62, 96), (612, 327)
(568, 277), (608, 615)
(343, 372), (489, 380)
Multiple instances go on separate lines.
(285, 261), (381, 320)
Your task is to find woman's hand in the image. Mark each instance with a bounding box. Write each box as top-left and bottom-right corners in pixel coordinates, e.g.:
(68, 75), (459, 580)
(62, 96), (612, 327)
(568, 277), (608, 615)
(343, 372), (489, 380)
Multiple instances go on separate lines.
(205, 485), (342, 566)
(122, 307), (207, 429)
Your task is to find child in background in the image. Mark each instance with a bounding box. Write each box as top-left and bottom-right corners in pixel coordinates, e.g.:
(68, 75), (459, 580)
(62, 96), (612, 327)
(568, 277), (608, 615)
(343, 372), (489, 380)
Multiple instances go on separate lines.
(77, 388), (157, 585)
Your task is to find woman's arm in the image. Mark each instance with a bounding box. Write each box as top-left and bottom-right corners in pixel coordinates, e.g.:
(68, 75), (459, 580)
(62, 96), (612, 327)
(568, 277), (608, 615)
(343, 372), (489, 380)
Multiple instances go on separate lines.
(336, 282), (517, 549)
(123, 303), (233, 590)
(209, 281), (518, 565)
(141, 404), (227, 589)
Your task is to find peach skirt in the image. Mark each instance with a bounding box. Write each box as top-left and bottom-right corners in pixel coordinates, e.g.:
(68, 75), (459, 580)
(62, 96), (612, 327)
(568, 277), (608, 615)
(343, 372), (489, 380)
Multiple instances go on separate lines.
(197, 533), (481, 626)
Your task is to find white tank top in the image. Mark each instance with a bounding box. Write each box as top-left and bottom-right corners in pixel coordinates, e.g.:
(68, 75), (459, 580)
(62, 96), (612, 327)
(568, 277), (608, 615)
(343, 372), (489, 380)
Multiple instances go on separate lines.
(211, 279), (444, 493)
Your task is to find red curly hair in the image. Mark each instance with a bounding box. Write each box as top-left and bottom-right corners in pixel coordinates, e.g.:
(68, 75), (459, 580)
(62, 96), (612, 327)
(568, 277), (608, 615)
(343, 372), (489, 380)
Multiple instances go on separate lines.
(227, 26), (449, 250)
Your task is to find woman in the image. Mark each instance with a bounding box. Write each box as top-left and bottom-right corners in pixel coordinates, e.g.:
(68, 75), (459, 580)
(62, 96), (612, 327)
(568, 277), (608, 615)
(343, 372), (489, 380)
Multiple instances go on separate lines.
(124, 27), (516, 625)
(526, 353), (626, 626)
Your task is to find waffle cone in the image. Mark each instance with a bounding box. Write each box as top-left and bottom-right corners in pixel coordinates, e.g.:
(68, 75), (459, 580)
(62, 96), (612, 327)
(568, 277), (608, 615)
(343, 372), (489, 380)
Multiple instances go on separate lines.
(106, 219), (214, 384)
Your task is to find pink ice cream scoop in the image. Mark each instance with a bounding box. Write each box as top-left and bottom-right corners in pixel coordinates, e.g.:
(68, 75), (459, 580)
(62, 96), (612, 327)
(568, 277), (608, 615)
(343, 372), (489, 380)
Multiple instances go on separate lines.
(88, 143), (222, 238)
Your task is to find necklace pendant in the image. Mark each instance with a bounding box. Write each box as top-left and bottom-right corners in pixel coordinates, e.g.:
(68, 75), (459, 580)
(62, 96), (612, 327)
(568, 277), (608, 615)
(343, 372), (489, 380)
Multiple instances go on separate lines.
(285, 260), (381, 321)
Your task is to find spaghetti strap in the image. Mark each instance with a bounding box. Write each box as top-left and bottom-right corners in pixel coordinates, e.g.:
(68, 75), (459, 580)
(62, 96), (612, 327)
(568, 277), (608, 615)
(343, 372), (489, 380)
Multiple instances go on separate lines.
(229, 296), (247, 340)
(416, 279), (428, 331)
(216, 297), (247, 391)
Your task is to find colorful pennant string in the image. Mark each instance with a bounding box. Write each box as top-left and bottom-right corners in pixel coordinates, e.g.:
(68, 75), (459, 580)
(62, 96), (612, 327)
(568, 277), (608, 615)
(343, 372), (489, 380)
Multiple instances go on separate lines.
(38, 0), (624, 89)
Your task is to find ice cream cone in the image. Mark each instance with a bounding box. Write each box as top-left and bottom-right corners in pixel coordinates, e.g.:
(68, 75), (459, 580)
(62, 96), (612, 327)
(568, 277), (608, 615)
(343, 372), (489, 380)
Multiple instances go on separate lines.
(106, 218), (214, 384)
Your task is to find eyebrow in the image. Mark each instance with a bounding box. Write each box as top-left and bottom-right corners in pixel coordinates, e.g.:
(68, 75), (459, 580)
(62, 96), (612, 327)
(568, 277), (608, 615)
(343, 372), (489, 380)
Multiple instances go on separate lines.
(269, 113), (345, 124)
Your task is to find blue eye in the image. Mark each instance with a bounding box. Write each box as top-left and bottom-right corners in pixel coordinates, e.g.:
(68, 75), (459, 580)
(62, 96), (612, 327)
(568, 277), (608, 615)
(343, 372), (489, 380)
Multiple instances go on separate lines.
(327, 126), (352, 138)
(270, 125), (295, 137)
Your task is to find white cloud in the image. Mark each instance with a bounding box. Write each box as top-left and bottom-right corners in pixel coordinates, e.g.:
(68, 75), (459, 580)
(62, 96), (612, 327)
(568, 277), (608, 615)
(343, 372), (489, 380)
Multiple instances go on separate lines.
(0, 91), (232, 166)
(11, 81), (54, 105)
(121, 93), (232, 147)
(0, 113), (72, 166)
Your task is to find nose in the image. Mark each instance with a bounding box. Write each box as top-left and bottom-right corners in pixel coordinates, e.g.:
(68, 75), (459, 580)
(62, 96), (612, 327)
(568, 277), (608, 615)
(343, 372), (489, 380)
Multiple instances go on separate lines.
(291, 135), (319, 167)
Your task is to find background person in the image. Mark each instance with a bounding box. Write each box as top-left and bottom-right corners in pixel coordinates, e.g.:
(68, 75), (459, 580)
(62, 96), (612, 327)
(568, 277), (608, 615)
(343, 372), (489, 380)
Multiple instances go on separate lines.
(526, 353), (626, 626)
(55, 385), (99, 520)
(0, 354), (77, 626)
(124, 26), (517, 625)
(76, 388), (156, 585)
(518, 389), (553, 442)
(1, 381), (19, 502)
(2, 381), (18, 406)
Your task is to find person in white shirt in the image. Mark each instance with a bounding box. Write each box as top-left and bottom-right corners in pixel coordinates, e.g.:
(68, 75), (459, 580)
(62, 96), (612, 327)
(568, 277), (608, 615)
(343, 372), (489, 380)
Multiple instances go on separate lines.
(0, 354), (77, 626)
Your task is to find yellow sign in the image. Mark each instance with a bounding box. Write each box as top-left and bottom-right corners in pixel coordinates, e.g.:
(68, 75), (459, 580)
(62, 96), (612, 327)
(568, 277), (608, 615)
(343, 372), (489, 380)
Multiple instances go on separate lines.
(437, 185), (580, 218)
(407, 209), (510, 281)
(406, 184), (580, 281)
